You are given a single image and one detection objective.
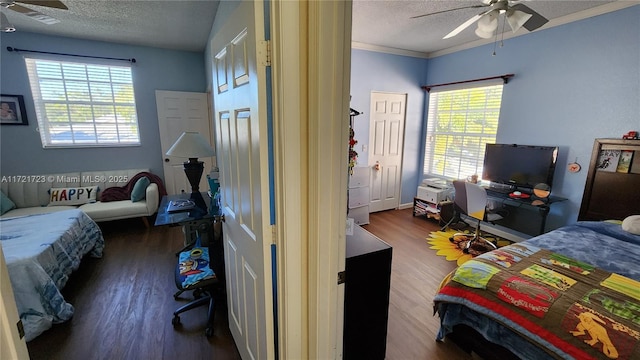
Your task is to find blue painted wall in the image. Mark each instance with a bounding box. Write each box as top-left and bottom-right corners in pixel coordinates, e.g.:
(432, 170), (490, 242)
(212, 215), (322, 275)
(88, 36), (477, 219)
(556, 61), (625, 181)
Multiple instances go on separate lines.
(0, 31), (206, 178)
(351, 5), (640, 230)
(1, 5), (637, 230)
(350, 49), (428, 205)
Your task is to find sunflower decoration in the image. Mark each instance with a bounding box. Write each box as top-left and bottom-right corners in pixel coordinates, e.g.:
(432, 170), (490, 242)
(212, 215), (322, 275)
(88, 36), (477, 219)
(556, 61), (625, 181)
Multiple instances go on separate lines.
(428, 229), (512, 266)
(427, 229), (474, 266)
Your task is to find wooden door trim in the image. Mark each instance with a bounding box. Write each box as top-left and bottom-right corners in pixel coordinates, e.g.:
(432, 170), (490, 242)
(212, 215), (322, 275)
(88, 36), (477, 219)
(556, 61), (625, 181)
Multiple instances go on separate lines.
(271, 0), (351, 358)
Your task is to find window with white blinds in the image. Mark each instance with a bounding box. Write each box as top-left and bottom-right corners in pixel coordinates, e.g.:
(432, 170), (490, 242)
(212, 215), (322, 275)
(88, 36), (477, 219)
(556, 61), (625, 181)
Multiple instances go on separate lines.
(25, 58), (140, 148)
(423, 84), (504, 180)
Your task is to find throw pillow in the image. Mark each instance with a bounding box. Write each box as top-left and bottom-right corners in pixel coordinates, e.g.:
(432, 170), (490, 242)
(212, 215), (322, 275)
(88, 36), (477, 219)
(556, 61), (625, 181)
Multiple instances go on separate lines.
(48, 186), (98, 206)
(622, 215), (640, 235)
(131, 177), (151, 202)
(0, 191), (16, 215)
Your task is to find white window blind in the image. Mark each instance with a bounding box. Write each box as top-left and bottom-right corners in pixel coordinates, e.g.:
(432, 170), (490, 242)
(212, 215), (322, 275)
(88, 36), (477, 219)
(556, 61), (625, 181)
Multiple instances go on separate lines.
(25, 58), (140, 148)
(423, 84), (504, 180)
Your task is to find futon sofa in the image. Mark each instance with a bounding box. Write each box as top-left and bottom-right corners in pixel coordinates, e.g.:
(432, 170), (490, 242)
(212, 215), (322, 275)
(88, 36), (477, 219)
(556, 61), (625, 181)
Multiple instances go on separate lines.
(0, 168), (161, 226)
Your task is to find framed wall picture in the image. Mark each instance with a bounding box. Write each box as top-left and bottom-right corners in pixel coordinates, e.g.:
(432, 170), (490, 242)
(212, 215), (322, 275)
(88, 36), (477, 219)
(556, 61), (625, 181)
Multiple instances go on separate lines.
(0, 94), (28, 125)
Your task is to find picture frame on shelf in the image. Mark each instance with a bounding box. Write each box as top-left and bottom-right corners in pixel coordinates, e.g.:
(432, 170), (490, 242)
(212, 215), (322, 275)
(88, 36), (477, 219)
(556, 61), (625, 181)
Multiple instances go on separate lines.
(616, 150), (634, 173)
(596, 149), (621, 172)
(0, 94), (28, 125)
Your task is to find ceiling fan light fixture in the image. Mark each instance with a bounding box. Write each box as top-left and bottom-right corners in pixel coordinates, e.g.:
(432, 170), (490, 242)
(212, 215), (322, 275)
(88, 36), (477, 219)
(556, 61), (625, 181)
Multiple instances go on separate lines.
(506, 9), (532, 33)
(475, 26), (494, 39)
(477, 10), (498, 32)
(0, 11), (15, 32)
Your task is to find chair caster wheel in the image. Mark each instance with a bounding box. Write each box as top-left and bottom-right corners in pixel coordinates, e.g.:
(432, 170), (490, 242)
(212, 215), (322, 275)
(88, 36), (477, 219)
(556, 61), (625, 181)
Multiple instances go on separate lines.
(172, 315), (181, 326)
(205, 327), (214, 337)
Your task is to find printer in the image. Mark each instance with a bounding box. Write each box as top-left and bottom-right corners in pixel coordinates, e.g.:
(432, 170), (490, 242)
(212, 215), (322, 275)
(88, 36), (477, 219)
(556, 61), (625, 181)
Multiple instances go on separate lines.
(417, 178), (452, 204)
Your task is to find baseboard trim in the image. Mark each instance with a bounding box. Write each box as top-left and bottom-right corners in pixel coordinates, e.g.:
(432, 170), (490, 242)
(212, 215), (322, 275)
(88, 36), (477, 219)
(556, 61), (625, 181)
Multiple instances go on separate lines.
(398, 202), (413, 210)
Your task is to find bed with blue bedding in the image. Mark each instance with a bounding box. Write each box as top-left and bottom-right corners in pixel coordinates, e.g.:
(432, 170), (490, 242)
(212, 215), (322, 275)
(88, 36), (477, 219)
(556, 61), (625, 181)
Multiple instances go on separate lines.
(0, 209), (104, 341)
(434, 221), (640, 359)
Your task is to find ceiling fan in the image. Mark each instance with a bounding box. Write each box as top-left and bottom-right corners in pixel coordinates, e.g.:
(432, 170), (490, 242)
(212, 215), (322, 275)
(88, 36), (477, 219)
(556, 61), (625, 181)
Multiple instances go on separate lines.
(412, 0), (549, 40)
(1, 0), (68, 32)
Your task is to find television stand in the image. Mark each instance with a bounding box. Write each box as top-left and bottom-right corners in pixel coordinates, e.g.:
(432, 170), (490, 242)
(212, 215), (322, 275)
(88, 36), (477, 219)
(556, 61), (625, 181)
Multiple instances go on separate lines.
(483, 191), (567, 236)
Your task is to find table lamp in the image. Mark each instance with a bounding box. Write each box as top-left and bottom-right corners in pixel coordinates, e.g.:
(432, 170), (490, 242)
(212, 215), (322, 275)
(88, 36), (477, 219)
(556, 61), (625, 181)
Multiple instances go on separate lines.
(166, 132), (215, 193)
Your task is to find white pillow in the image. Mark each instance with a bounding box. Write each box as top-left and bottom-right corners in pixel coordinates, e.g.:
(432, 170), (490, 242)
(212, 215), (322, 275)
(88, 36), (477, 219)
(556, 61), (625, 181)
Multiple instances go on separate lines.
(48, 186), (98, 206)
(621, 215), (640, 235)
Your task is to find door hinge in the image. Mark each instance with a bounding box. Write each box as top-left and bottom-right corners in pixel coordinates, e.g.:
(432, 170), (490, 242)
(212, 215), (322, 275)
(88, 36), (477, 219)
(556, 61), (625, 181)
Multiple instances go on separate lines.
(17, 319), (25, 339)
(337, 271), (346, 285)
(271, 224), (277, 245)
(258, 40), (271, 67)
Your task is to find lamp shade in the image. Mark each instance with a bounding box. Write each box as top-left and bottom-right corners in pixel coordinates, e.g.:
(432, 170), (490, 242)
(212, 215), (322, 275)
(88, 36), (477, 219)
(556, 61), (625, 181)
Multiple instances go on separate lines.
(475, 27), (495, 39)
(474, 10), (498, 39)
(166, 132), (215, 158)
(477, 10), (498, 32)
(506, 9), (532, 33)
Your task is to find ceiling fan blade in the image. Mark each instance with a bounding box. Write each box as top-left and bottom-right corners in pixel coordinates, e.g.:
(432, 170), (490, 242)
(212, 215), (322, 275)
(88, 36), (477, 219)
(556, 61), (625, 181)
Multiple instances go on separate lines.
(443, 8), (493, 39)
(511, 3), (548, 31)
(7, 3), (60, 24)
(15, 0), (67, 10)
(411, 4), (487, 19)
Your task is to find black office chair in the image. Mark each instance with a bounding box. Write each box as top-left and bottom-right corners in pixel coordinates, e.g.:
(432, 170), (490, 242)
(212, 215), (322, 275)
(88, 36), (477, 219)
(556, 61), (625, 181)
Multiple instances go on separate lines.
(172, 220), (224, 337)
(449, 180), (500, 255)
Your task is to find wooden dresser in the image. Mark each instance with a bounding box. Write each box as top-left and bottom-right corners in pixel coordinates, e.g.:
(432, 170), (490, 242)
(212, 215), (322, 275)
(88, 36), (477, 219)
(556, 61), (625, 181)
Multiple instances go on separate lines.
(343, 225), (392, 359)
(578, 138), (640, 221)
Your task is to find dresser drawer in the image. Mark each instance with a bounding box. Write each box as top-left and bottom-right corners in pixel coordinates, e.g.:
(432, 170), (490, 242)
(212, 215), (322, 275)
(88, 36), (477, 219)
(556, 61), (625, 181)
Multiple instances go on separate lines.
(348, 186), (369, 208)
(349, 167), (370, 188)
(348, 205), (370, 225)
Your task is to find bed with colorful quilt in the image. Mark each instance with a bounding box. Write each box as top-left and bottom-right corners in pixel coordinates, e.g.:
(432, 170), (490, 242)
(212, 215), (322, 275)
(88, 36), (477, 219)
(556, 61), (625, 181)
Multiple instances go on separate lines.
(0, 209), (104, 341)
(434, 220), (640, 359)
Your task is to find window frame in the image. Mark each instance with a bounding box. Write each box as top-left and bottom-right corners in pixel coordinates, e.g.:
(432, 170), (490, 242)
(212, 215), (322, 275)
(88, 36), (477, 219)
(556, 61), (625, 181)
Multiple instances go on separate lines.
(423, 81), (505, 181)
(24, 56), (141, 149)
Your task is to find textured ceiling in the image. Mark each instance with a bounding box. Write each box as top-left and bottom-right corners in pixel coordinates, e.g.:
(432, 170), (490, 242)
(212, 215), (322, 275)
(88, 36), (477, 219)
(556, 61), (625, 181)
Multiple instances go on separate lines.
(0, 0), (636, 55)
(1, 0), (221, 52)
(351, 0), (633, 57)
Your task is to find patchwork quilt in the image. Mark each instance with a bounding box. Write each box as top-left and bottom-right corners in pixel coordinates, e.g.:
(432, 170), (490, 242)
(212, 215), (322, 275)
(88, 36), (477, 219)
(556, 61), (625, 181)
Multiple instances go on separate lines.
(434, 221), (640, 360)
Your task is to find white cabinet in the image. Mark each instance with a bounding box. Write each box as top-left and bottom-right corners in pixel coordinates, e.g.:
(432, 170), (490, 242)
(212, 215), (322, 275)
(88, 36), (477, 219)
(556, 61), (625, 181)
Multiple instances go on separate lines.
(348, 167), (370, 225)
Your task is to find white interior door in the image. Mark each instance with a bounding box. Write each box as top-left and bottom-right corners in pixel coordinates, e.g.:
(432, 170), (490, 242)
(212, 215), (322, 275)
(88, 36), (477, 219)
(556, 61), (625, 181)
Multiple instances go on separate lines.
(211, 1), (274, 359)
(156, 90), (212, 195)
(369, 92), (407, 212)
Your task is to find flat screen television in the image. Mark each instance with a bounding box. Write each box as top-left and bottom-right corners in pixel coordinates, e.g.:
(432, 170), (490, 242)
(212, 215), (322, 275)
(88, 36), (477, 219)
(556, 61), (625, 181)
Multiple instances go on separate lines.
(482, 144), (559, 189)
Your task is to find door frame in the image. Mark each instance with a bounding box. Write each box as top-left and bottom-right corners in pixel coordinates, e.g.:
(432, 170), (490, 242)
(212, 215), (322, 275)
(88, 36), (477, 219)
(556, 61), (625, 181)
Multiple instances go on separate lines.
(270, 0), (352, 358)
(0, 245), (30, 360)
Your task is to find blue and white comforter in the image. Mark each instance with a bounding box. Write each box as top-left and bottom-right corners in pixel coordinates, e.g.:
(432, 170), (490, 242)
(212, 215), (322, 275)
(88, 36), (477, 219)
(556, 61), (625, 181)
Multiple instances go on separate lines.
(0, 209), (104, 341)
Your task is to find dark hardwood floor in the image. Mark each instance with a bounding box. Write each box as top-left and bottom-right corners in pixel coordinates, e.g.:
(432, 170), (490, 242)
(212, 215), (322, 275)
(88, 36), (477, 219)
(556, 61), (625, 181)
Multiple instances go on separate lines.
(27, 218), (241, 360)
(27, 208), (473, 359)
(363, 209), (476, 360)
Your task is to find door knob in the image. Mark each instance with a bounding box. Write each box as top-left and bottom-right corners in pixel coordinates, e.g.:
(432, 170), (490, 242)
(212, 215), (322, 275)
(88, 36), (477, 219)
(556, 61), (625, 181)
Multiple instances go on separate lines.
(373, 161), (381, 171)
